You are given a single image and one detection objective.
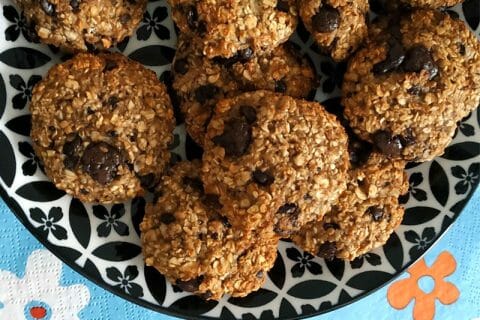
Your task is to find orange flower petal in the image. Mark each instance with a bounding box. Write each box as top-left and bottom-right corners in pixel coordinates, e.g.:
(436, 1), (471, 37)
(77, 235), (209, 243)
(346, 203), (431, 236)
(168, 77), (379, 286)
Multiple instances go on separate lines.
(435, 281), (460, 305)
(409, 258), (429, 278)
(413, 294), (436, 320)
(388, 277), (417, 309)
(430, 251), (456, 279)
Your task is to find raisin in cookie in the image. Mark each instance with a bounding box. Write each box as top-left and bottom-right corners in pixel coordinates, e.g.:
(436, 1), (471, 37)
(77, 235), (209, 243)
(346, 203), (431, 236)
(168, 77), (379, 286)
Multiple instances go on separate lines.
(31, 53), (174, 203)
(299, 0), (369, 61)
(168, 0), (298, 58)
(140, 161), (279, 300)
(292, 152), (408, 261)
(172, 35), (317, 146)
(201, 91), (349, 237)
(342, 9), (480, 161)
(15, 0), (146, 51)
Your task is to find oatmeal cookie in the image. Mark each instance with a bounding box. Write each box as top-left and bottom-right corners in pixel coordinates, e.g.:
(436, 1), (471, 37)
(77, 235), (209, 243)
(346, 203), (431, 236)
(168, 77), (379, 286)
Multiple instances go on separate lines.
(400, 0), (464, 9)
(342, 9), (480, 161)
(168, 0), (298, 58)
(172, 35), (317, 145)
(140, 161), (279, 300)
(292, 152), (408, 261)
(201, 91), (349, 237)
(14, 0), (146, 51)
(299, 0), (369, 61)
(30, 53), (174, 203)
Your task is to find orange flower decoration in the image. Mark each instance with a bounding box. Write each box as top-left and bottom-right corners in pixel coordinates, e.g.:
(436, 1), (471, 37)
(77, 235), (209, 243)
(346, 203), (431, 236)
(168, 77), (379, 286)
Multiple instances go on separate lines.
(387, 251), (460, 320)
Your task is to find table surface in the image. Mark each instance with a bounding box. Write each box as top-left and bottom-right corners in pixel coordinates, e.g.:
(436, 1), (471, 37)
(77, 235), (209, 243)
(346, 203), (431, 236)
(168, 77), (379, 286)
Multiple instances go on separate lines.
(0, 187), (478, 320)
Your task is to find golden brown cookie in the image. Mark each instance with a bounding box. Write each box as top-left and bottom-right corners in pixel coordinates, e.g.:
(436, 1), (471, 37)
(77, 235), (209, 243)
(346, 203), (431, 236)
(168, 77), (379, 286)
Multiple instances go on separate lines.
(342, 9), (480, 161)
(201, 91), (349, 237)
(15, 0), (147, 51)
(30, 53), (174, 203)
(140, 161), (279, 300)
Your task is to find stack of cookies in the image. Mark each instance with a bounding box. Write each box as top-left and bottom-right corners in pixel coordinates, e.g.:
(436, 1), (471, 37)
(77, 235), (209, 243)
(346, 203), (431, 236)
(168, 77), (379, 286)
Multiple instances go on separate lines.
(21, 0), (479, 301)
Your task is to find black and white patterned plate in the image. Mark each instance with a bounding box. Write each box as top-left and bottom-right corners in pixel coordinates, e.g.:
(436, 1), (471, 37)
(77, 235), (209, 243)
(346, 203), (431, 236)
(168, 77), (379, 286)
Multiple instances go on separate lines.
(0, 1), (479, 319)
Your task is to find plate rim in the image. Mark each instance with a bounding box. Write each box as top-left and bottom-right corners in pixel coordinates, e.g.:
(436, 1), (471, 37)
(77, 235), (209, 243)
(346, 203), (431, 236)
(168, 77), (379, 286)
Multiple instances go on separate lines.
(1, 182), (478, 320)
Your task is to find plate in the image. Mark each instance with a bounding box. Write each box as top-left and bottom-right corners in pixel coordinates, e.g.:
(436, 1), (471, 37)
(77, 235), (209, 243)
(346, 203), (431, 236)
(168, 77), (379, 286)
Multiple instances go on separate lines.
(0, 1), (479, 319)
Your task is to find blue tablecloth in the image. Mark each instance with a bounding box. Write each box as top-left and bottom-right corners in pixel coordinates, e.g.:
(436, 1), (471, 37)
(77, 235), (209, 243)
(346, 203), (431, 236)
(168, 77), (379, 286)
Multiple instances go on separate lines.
(0, 188), (479, 320)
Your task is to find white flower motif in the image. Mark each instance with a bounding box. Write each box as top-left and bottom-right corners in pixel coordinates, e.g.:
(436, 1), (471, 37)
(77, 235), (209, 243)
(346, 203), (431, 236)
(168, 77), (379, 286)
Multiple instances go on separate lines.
(0, 249), (90, 320)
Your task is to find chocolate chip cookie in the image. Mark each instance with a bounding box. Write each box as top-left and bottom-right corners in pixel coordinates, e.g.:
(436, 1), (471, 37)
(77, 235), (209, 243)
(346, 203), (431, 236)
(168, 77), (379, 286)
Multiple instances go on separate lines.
(172, 35), (318, 146)
(299, 0), (369, 61)
(30, 53), (175, 203)
(342, 9), (480, 161)
(168, 0), (298, 58)
(15, 0), (147, 51)
(292, 152), (408, 261)
(201, 91), (349, 237)
(140, 161), (279, 300)
(399, 0), (464, 9)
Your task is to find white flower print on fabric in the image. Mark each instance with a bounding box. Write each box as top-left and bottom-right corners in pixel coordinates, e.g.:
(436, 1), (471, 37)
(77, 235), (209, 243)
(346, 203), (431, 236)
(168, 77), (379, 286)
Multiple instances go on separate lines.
(0, 249), (90, 320)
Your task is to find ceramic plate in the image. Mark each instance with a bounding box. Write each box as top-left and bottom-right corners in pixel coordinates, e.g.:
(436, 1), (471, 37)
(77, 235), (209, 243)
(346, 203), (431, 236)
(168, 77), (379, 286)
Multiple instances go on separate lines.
(0, 1), (479, 319)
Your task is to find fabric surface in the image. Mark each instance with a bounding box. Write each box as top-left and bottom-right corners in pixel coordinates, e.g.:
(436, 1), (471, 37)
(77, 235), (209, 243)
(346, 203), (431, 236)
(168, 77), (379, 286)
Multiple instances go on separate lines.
(0, 188), (478, 320)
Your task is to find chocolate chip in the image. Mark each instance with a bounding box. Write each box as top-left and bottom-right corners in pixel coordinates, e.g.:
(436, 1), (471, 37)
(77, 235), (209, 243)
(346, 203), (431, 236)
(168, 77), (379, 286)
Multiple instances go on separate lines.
(458, 43), (466, 55)
(104, 60), (118, 72)
(81, 142), (123, 185)
(86, 107), (95, 115)
(70, 0), (80, 11)
(41, 0), (56, 16)
(372, 130), (404, 157)
(107, 96), (119, 108)
(403, 45), (438, 80)
(202, 194), (223, 211)
(176, 276), (204, 292)
(199, 291), (212, 300)
(407, 85), (422, 96)
(237, 47), (253, 62)
(312, 5), (340, 33)
(138, 173), (156, 189)
(120, 14), (131, 24)
(317, 242), (337, 261)
(323, 222), (340, 230)
(185, 5), (198, 29)
(63, 134), (83, 170)
(276, 0), (290, 12)
(211, 232), (218, 240)
(373, 38), (405, 75)
(239, 105), (257, 124)
(275, 80), (287, 93)
(252, 170), (274, 186)
(182, 176), (204, 194)
(173, 58), (189, 75)
(213, 47), (253, 66)
(194, 85), (219, 103)
(80, 188), (89, 195)
(213, 118), (252, 157)
(399, 128), (416, 147)
(367, 206), (384, 221)
(277, 203), (299, 215)
(196, 21), (207, 36)
(160, 213), (175, 224)
(348, 137), (373, 168)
